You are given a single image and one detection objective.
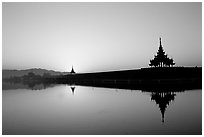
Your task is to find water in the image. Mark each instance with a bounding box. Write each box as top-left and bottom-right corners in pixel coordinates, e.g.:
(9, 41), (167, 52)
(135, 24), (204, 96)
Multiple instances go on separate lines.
(2, 83), (202, 135)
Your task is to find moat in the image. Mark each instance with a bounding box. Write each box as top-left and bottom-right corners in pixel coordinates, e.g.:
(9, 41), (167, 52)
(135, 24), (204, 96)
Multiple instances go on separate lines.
(2, 82), (202, 135)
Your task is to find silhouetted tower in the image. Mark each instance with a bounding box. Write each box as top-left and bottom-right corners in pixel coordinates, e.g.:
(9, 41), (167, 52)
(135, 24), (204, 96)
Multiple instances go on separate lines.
(149, 37), (175, 67)
(157, 37), (166, 67)
(70, 66), (75, 74)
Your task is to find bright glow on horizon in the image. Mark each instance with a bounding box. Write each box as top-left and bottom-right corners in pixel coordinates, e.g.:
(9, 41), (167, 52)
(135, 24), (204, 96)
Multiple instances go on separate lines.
(2, 3), (202, 73)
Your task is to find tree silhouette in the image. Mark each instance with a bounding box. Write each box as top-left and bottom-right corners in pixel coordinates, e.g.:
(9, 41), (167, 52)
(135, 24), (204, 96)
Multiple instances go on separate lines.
(149, 38), (175, 67)
(169, 58), (175, 67)
(27, 72), (35, 77)
(43, 72), (51, 78)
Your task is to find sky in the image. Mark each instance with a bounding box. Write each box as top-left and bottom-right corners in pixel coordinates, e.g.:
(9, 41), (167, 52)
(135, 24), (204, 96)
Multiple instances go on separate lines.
(2, 2), (202, 73)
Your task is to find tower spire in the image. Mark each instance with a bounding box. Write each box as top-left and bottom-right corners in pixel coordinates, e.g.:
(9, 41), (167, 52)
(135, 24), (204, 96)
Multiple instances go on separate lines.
(159, 37), (162, 47)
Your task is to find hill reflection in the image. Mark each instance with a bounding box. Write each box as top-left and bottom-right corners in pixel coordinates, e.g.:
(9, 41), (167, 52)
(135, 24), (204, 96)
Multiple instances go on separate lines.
(2, 80), (56, 90)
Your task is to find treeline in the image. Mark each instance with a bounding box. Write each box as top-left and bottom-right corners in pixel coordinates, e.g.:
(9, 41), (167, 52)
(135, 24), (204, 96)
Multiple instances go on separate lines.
(4, 72), (64, 83)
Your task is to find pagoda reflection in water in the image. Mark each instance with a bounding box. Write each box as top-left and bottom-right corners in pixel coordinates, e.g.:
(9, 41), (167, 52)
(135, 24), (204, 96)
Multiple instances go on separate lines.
(70, 86), (76, 95)
(151, 92), (176, 123)
(145, 89), (184, 123)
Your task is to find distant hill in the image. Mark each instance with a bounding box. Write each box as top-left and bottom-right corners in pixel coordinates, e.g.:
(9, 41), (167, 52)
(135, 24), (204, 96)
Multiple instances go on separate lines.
(2, 68), (70, 79)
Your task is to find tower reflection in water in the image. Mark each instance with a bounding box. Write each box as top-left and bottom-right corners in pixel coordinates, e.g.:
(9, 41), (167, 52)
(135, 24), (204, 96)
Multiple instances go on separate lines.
(151, 92), (176, 123)
(70, 86), (76, 95)
(145, 89), (184, 123)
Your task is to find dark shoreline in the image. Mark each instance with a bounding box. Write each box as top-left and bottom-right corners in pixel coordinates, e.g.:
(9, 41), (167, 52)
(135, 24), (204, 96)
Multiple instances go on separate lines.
(70, 78), (201, 91)
(3, 67), (202, 91)
(65, 67), (202, 89)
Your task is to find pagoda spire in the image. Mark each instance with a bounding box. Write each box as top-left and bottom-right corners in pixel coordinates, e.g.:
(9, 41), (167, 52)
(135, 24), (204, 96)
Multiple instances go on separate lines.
(159, 37), (162, 47)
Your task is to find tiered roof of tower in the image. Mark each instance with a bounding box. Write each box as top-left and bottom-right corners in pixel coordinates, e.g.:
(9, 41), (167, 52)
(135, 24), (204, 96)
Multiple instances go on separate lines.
(149, 37), (175, 67)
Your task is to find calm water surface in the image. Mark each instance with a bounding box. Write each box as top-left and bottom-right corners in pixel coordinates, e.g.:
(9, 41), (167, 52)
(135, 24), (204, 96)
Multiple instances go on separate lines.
(2, 84), (202, 135)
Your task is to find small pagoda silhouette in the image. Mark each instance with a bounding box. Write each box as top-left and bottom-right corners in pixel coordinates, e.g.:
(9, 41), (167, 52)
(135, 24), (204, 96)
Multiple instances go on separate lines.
(70, 66), (75, 74)
(149, 37), (175, 67)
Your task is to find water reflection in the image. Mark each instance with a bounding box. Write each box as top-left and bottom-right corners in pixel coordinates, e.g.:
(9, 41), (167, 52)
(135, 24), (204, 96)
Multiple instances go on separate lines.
(2, 80), (56, 90)
(2, 80), (201, 135)
(142, 89), (185, 123)
(2, 81), (199, 118)
(70, 86), (76, 95)
(68, 86), (185, 123)
(3, 80), (188, 123)
(151, 92), (176, 123)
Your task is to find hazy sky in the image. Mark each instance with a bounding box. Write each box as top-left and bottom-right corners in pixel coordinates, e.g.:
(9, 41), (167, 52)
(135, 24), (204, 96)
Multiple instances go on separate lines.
(2, 2), (202, 72)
